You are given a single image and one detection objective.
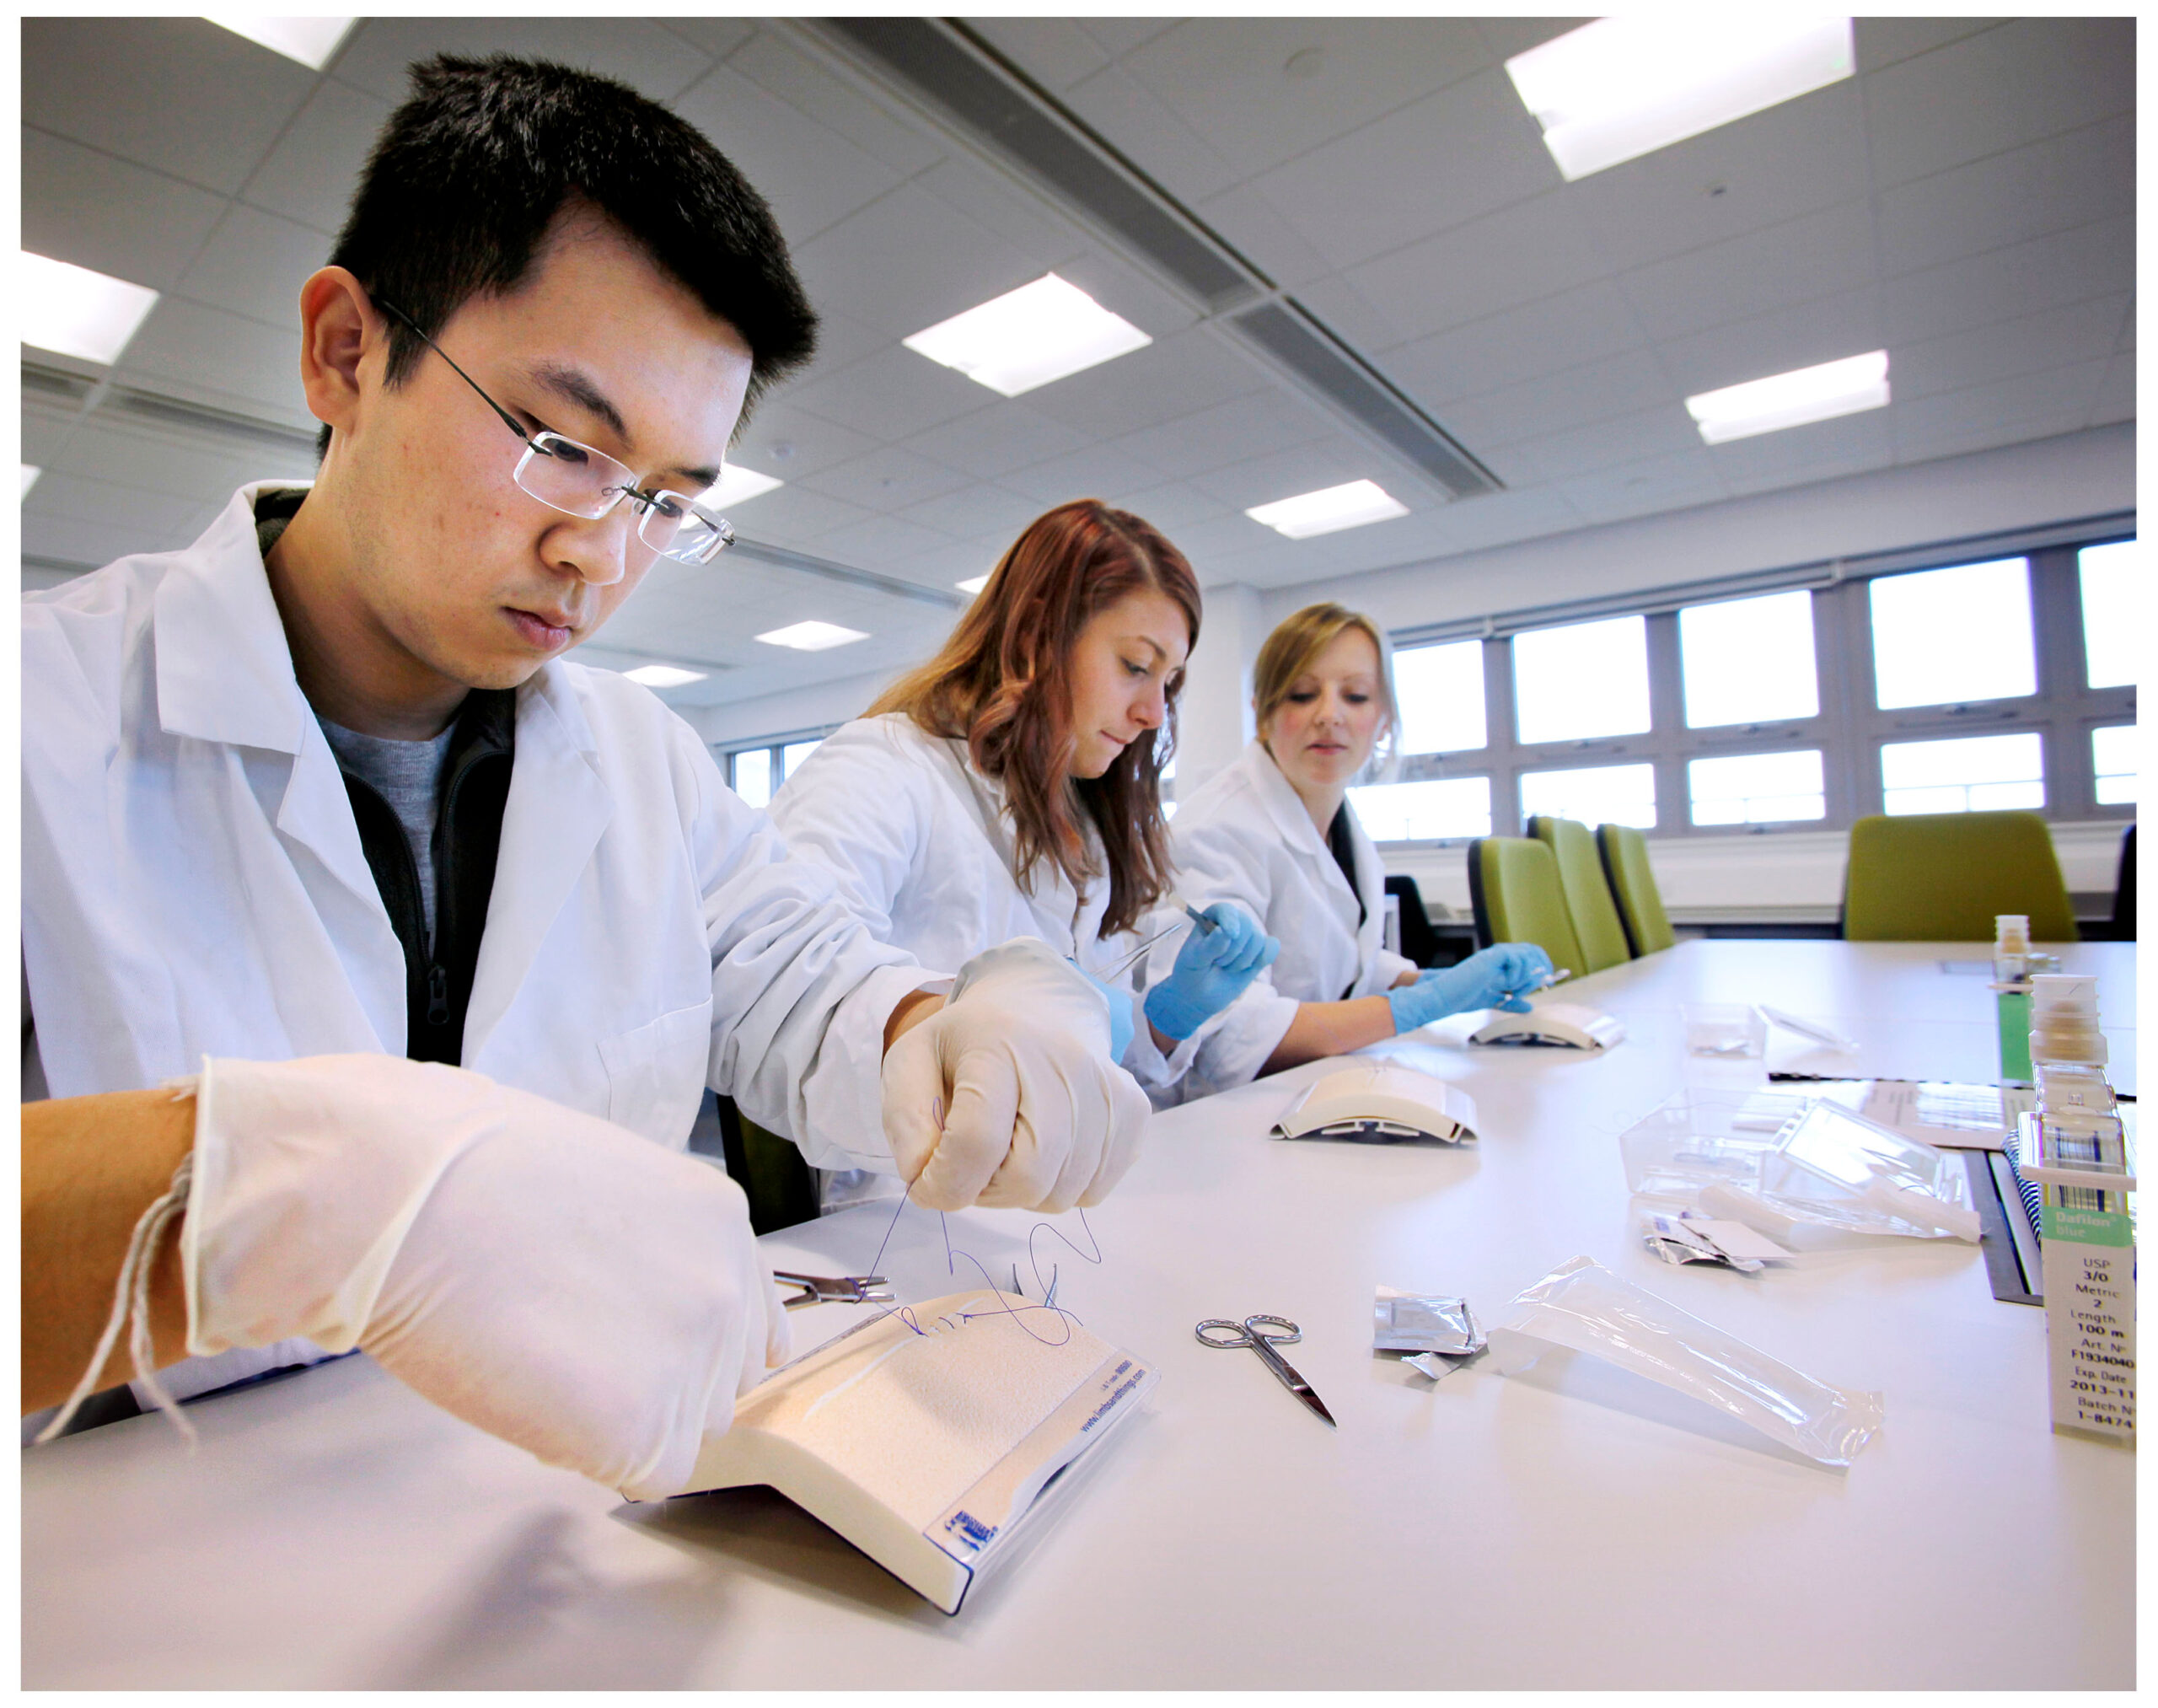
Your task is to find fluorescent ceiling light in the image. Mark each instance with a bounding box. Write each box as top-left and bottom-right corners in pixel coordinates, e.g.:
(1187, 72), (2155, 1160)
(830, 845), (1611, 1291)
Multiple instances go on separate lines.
(955, 574), (991, 594)
(709, 464), (782, 508)
(204, 15), (357, 71)
(757, 620), (868, 652)
(622, 663), (708, 689)
(1245, 479), (1409, 540)
(903, 274), (1151, 398)
(1686, 351), (1889, 444)
(1506, 16), (1855, 181)
(21, 465), (41, 500)
(20, 252), (160, 366)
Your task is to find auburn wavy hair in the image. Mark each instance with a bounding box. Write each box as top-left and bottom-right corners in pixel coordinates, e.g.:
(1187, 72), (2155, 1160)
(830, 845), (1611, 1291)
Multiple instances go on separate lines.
(870, 499), (1200, 937)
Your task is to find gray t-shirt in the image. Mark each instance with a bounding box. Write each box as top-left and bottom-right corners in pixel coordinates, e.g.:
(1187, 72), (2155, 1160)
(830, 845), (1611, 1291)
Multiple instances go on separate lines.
(317, 717), (457, 948)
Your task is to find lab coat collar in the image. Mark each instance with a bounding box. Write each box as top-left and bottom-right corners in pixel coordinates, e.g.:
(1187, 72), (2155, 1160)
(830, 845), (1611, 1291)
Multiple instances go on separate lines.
(1243, 739), (1334, 862)
(153, 482), (316, 754)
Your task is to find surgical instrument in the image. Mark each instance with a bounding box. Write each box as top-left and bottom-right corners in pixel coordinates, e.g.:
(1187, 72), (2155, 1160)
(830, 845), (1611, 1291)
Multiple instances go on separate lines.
(1195, 1314), (1337, 1427)
(773, 1271), (896, 1311)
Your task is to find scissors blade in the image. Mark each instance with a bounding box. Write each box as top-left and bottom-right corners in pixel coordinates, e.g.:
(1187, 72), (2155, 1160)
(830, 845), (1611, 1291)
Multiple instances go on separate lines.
(1252, 1340), (1337, 1428)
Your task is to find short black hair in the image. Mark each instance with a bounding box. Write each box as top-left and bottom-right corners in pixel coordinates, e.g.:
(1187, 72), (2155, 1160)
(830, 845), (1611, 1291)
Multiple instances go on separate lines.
(320, 54), (817, 454)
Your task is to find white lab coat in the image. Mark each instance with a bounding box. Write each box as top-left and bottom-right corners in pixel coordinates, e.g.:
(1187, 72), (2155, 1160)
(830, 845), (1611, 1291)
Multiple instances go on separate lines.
(770, 712), (1200, 1101)
(23, 483), (935, 1397)
(1161, 739), (1416, 1096)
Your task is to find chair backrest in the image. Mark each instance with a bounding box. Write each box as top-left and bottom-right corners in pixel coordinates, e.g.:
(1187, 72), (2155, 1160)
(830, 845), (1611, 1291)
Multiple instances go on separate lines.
(1382, 873), (1443, 968)
(1597, 823), (1676, 956)
(718, 1096), (822, 1234)
(2111, 824), (2135, 940)
(1527, 815), (1632, 971)
(1842, 810), (2078, 942)
(1467, 836), (1585, 972)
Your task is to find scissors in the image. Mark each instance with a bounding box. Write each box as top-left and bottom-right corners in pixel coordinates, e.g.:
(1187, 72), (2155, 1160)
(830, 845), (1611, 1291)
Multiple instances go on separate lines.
(772, 1271), (895, 1311)
(1195, 1315), (1337, 1428)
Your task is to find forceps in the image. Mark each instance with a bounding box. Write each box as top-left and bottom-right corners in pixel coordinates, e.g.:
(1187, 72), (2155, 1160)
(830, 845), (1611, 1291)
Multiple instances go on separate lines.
(773, 1271), (895, 1311)
(1195, 1315), (1337, 1428)
(1096, 902), (1219, 982)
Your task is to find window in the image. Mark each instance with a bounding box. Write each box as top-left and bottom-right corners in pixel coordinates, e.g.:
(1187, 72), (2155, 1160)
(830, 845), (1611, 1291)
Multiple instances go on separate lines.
(1880, 732), (2043, 815)
(1347, 777), (1491, 842)
(2079, 540), (2139, 690)
(1869, 557), (2036, 709)
(1512, 615), (1650, 744)
(1519, 762), (1656, 828)
(731, 748), (773, 808)
(1688, 749), (1824, 825)
(781, 739), (823, 780)
(1678, 589), (1818, 727)
(1394, 639), (1486, 755)
(2092, 725), (2136, 805)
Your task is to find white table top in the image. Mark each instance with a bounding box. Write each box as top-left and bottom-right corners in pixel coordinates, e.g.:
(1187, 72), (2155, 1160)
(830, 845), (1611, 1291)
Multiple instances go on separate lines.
(23, 941), (2136, 1689)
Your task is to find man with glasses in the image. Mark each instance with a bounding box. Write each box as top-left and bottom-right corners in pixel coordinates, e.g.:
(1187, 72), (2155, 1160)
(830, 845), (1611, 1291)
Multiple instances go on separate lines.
(22, 56), (1148, 1488)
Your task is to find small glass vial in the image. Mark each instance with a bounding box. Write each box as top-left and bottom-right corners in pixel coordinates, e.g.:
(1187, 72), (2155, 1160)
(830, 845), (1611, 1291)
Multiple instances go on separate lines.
(1992, 914), (2030, 986)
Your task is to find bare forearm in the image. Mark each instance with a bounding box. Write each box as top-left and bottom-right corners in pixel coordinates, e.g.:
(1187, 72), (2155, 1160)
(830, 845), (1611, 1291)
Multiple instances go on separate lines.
(1259, 995), (1398, 1074)
(22, 1088), (196, 1412)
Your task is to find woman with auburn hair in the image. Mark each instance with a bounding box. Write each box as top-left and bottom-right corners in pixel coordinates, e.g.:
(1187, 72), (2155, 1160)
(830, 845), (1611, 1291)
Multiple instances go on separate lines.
(771, 498), (1277, 1111)
(1160, 602), (1551, 1098)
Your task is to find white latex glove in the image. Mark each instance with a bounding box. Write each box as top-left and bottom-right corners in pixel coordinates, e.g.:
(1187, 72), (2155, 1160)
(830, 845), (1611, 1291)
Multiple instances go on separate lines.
(182, 1055), (789, 1501)
(882, 937), (1152, 1213)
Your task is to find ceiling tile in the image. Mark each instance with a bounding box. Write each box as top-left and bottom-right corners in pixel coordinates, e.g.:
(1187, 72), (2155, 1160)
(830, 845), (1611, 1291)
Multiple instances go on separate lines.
(1060, 59), (1243, 207)
(1109, 389), (1333, 484)
(1890, 295), (2131, 403)
(239, 78), (395, 234)
(1881, 217), (2134, 346)
(113, 298), (311, 423)
(727, 484), (877, 546)
(24, 473), (208, 543)
(2088, 357), (2134, 427)
(1565, 80), (1871, 273)
(1387, 281), (1648, 406)
(1704, 410), (1895, 490)
(1618, 199), (1878, 343)
(1017, 328), (1262, 440)
(997, 443), (1160, 507)
(1855, 18), (2001, 74)
(25, 510), (194, 572)
(781, 343), (996, 443)
(1653, 288), (1885, 395)
(1119, 19), (1494, 180)
(331, 18), (709, 105)
(22, 127), (228, 293)
(1246, 68), (1558, 269)
(1077, 19), (1179, 59)
(912, 156), (1088, 272)
(672, 63), (903, 248)
(815, 514), (961, 567)
(1433, 349), (1677, 451)
(51, 418), (307, 502)
(1863, 18), (2136, 190)
(1892, 410), (2096, 470)
(1192, 182), (1337, 292)
(658, 18), (757, 60)
(1876, 115), (2134, 279)
(724, 30), (945, 177)
(1110, 482), (1239, 534)
(962, 18), (1114, 91)
(1185, 440), (1379, 513)
(1556, 446), (1726, 525)
(729, 401), (883, 485)
(1287, 275), (1414, 357)
(797, 446), (974, 511)
(900, 401), (1094, 478)
(1887, 359), (2112, 454)
(1517, 403), (1701, 482)
(1343, 190), (1610, 346)
(1473, 19), (1592, 62)
(770, 309), (889, 396)
(23, 17), (318, 196)
(895, 483), (1050, 544)
(172, 204), (333, 331)
(790, 180), (1040, 341)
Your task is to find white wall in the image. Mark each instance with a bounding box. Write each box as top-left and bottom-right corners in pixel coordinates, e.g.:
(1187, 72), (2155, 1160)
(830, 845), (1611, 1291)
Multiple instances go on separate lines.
(1174, 581), (1262, 798)
(676, 665), (899, 749)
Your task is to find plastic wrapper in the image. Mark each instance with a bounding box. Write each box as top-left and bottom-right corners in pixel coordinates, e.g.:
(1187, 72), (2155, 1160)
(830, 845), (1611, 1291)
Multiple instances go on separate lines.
(1487, 1256), (1884, 1467)
(1373, 1288), (1484, 1355)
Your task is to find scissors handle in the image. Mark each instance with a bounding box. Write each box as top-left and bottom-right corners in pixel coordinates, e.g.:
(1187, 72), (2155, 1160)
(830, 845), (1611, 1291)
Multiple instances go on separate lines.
(1194, 1314), (1301, 1348)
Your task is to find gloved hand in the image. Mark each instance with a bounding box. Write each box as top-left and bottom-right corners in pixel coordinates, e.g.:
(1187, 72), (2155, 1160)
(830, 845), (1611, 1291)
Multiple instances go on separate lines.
(184, 1055), (789, 1502)
(1075, 964), (1138, 1063)
(1142, 903), (1281, 1041)
(1387, 943), (1555, 1033)
(883, 937), (1152, 1213)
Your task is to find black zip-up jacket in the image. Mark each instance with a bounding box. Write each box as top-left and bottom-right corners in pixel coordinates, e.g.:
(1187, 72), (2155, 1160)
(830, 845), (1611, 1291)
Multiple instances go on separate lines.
(332, 690), (516, 1063)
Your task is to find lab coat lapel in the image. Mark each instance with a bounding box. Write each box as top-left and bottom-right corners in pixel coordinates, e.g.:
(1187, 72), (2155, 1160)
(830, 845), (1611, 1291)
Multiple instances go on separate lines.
(462, 664), (614, 1056)
(1247, 740), (1361, 921)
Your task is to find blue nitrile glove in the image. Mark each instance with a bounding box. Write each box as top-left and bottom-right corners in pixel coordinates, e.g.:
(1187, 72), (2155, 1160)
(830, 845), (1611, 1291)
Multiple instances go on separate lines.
(1386, 943), (1555, 1034)
(1075, 964), (1138, 1063)
(1142, 904), (1281, 1041)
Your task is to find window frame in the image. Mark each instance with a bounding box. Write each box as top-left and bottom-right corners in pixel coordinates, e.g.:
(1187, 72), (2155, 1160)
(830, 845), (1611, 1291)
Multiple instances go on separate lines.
(1365, 519), (2136, 851)
(720, 723), (841, 805)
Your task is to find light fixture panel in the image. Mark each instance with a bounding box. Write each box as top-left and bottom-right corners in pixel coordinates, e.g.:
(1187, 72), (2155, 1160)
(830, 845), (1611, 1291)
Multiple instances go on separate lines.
(1245, 479), (1409, 540)
(904, 274), (1151, 398)
(1506, 16), (1855, 181)
(20, 252), (160, 366)
(709, 465), (783, 508)
(204, 15), (357, 70)
(22, 465), (42, 500)
(756, 620), (869, 652)
(623, 663), (708, 688)
(1686, 351), (1889, 444)
(955, 574), (990, 594)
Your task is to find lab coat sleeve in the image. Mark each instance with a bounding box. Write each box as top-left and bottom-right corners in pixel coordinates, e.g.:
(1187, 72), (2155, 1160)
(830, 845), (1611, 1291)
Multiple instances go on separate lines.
(1149, 813), (1300, 1096)
(1376, 947), (1418, 989)
(674, 722), (937, 1173)
(765, 721), (925, 944)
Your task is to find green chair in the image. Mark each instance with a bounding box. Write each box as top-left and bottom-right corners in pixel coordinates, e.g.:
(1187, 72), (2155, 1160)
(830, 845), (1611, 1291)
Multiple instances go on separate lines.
(1597, 823), (1677, 957)
(718, 1096), (823, 1235)
(1842, 810), (2078, 942)
(1527, 815), (1632, 972)
(1467, 836), (1586, 973)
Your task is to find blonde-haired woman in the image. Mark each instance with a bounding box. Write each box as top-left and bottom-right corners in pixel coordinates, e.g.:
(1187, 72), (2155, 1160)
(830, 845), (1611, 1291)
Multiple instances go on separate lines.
(1162, 602), (1550, 1095)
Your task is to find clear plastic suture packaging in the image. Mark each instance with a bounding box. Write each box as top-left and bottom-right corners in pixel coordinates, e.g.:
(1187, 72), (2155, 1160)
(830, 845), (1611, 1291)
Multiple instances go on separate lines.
(1488, 1256), (1885, 1467)
(1681, 1002), (1765, 1058)
(1619, 1089), (1980, 1243)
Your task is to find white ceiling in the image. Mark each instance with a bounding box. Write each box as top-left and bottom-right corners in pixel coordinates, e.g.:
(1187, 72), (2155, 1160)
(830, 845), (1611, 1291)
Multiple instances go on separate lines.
(20, 15), (2136, 712)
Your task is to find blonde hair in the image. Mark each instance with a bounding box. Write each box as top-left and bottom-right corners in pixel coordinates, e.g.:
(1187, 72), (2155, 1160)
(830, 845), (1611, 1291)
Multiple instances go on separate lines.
(1252, 602), (1399, 779)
